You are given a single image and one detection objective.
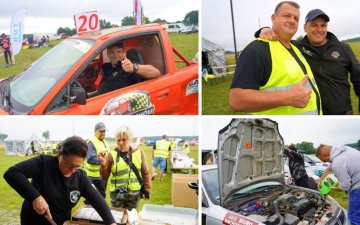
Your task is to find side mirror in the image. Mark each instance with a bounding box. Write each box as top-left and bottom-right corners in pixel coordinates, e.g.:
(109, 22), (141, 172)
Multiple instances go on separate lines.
(69, 85), (86, 105)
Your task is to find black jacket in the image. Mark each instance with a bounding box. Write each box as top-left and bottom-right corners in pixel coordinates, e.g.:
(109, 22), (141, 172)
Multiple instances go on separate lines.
(3, 155), (115, 225)
(296, 32), (360, 115)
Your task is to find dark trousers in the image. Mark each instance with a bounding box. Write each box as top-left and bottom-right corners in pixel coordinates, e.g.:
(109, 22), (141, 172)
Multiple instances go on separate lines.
(3, 50), (11, 65)
(349, 189), (360, 225)
(294, 174), (317, 190)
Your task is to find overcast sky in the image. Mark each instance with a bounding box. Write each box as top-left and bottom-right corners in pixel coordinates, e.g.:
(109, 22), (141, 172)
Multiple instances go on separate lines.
(202, 0), (360, 50)
(0, 0), (198, 34)
(0, 116), (198, 140)
(202, 117), (360, 149)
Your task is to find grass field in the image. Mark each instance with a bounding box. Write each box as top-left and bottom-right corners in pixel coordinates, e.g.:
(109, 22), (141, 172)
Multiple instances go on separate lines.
(0, 143), (198, 224)
(0, 33), (198, 79)
(202, 42), (360, 115)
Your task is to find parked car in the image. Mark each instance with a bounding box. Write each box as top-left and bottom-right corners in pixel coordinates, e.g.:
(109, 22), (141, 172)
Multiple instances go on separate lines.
(284, 158), (338, 185)
(57, 33), (67, 40)
(202, 118), (350, 225)
(304, 154), (329, 167)
(180, 25), (198, 34)
(0, 24), (198, 115)
(167, 23), (186, 33)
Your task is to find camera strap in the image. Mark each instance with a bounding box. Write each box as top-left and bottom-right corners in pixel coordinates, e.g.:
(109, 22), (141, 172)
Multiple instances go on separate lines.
(116, 149), (144, 186)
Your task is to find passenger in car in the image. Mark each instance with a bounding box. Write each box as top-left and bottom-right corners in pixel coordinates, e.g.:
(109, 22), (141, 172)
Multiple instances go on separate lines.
(97, 42), (161, 94)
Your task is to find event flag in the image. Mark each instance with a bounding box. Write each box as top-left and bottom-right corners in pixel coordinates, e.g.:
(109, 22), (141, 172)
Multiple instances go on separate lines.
(133, 0), (144, 25)
(10, 8), (27, 55)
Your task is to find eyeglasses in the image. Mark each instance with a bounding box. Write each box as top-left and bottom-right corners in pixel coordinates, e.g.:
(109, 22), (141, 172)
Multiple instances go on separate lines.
(62, 156), (84, 170)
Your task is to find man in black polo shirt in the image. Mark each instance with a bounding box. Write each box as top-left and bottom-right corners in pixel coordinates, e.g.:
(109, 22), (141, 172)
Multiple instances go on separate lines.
(98, 43), (161, 94)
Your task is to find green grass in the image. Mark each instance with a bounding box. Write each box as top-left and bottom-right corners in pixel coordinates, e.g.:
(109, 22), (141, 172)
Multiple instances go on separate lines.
(0, 143), (198, 223)
(202, 43), (360, 115)
(169, 33), (198, 60)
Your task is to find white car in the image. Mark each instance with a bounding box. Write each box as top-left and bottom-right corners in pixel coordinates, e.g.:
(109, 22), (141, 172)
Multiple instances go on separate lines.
(202, 118), (350, 225)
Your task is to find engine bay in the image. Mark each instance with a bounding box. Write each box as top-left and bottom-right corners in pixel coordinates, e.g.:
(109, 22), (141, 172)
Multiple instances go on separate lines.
(224, 185), (341, 225)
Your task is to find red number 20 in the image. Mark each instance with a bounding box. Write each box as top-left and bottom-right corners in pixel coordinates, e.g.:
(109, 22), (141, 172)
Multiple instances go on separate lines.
(78, 14), (99, 32)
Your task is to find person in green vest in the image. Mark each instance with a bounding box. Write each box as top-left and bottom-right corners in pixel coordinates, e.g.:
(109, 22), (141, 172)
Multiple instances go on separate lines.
(151, 134), (171, 181)
(98, 126), (151, 210)
(229, 1), (322, 115)
(84, 122), (110, 202)
(25, 141), (36, 156)
(182, 142), (190, 154)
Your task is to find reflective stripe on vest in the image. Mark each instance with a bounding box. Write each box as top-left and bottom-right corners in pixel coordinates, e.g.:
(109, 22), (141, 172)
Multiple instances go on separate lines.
(253, 39), (322, 115)
(154, 139), (170, 159)
(85, 136), (109, 178)
(109, 149), (142, 192)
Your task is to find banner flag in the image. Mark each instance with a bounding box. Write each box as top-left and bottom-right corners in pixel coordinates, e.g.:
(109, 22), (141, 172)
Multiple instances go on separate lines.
(10, 8), (27, 55)
(133, 0), (143, 25)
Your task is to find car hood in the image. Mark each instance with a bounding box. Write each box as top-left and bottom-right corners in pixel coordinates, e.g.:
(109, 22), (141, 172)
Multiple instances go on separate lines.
(218, 118), (284, 205)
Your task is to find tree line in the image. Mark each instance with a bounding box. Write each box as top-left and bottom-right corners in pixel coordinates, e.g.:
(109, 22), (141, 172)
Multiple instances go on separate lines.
(57, 10), (198, 36)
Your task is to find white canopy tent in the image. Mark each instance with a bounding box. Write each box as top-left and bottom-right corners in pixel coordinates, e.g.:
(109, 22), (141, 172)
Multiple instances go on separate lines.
(202, 37), (227, 75)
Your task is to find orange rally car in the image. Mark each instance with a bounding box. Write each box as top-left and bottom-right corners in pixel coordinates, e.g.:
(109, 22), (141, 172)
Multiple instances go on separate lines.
(0, 24), (198, 115)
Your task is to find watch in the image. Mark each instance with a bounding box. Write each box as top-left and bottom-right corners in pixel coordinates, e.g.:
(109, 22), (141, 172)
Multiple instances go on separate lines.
(133, 63), (139, 74)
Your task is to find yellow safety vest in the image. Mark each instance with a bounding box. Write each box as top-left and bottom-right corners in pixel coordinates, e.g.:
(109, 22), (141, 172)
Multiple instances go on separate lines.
(154, 139), (171, 159)
(85, 136), (109, 178)
(183, 144), (190, 154)
(109, 149), (142, 192)
(253, 39), (322, 115)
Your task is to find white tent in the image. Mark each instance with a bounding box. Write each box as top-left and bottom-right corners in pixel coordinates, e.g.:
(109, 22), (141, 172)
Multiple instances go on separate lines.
(202, 37), (227, 75)
(4, 134), (42, 155)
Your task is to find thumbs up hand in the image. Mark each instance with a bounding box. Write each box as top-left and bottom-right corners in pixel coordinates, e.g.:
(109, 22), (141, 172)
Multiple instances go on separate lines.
(121, 53), (134, 73)
(286, 76), (312, 108)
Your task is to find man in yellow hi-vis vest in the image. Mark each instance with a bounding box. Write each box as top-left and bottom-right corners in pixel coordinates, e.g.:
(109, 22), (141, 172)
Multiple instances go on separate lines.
(151, 134), (171, 181)
(84, 122), (110, 202)
(229, 1), (322, 115)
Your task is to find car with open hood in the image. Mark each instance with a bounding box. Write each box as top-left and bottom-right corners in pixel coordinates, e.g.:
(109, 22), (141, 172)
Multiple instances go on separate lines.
(0, 24), (198, 115)
(202, 118), (350, 225)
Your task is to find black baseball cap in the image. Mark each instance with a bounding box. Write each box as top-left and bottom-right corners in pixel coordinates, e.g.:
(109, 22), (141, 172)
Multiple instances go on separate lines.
(305, 9), (330, 22)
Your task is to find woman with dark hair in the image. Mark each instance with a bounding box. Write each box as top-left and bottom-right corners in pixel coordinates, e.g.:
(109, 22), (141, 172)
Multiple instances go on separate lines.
(3, 136), (117, 225)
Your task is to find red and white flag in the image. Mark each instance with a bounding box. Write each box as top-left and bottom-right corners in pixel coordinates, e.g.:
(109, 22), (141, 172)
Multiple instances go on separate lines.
(133, 0), (143, 25)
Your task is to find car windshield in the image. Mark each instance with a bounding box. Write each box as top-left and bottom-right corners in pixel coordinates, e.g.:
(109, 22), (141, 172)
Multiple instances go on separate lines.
(202, 168), (220, 205)
(9, 39), (94, 113)
(226, 181), (282, 202)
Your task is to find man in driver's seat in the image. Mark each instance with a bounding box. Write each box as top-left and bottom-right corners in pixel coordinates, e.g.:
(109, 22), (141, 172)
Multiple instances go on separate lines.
(98, 42), (161, 94)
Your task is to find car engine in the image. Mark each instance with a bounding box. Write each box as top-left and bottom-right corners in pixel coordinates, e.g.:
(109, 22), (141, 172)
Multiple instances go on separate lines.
(224, 185), (341, 225)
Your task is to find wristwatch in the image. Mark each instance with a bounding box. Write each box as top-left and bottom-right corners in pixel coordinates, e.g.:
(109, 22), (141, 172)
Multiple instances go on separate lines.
(133, 63), (139, 74)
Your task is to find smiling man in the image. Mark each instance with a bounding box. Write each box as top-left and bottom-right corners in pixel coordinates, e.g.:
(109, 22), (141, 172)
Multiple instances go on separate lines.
(229, 1), (322, 115)
(98, 42), (161, 94)
(257, 9), (360, 115)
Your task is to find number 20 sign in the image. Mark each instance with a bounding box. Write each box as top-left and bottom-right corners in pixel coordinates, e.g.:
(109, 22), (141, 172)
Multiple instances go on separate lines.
(74, 11), (100, 34)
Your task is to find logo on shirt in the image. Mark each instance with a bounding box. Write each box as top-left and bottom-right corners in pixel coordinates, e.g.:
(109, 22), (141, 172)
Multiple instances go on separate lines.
(70, 190), (81, 203)
(301, 47), (313, 57)
(331, 51), (340, 59)
(112, 71), (118, 77)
